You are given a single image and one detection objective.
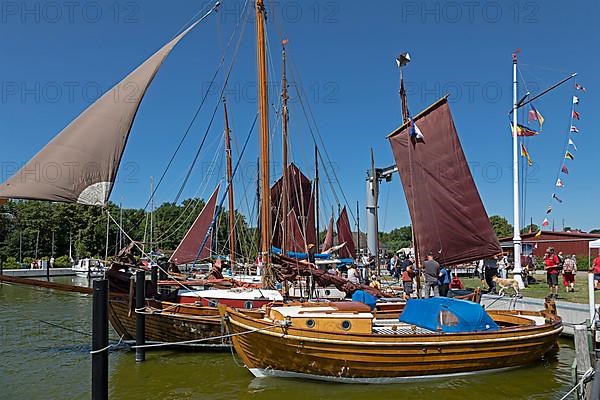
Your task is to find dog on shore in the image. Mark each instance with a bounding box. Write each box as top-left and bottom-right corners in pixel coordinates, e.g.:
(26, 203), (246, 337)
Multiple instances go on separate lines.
(492, 276), (520, 297)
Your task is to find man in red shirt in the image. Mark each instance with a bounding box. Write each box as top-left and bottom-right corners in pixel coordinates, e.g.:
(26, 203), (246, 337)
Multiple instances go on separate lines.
(591, 254), (600, 290)
(544, 247), (560, 299)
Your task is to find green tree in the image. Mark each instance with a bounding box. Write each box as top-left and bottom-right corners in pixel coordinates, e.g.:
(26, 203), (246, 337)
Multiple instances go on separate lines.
(521, 224), (539, 234)
(489, 215), (513, 239)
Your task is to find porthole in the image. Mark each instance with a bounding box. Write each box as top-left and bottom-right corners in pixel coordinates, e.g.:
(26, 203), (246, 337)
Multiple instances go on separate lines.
(208, 299), (219, 307)
(306, 319), (316, 328)
(244, 301), (254, 309)
(324, 289), (331, 296)
(341, 320), (351, 331)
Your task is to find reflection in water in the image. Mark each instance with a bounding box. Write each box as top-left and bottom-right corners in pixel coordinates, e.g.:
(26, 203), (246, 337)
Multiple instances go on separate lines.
(0, 280), (576, 400)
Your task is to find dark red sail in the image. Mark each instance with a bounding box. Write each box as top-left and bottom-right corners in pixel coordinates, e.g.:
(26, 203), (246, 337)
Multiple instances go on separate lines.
(336, 207), (356, 259)
(387, 97), (501, 266)
(285, 209), (306, 253)
(271, 163), (314, 249)
(321, 214), (334, 252)
(169, 185), (220, 265)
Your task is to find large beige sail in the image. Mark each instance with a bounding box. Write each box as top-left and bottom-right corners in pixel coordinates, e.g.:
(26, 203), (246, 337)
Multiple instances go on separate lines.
(0, 20), (203, 206)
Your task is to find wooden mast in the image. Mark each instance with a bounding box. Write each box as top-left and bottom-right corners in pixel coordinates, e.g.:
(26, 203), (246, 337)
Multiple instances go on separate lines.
(223, 97), (236, 269)
(314, 145), (320, 250)
(281, 41), (289, 253)
(370, 148), (380, 276)
(256, 0), (272, 284)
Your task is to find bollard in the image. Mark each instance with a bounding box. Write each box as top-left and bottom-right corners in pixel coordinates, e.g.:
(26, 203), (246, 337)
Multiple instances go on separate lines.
(574, 324), (592, 375)
(135, 270), (146, 362)
(151, 265), (158, 296)
(46, 260), (50, 281)
(0, 258), (3, 276)
(92, 279), (109, 400)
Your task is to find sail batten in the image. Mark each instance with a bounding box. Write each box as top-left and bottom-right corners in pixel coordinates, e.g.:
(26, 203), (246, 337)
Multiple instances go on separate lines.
(169, 185), (220, 265)
(0, 19), (203, 205)
(388, 98), (501, 266)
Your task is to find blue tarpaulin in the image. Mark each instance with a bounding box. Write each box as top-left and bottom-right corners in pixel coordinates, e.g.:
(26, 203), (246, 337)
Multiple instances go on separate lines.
(351, 290), (377, 310)
(399, 297), (499, 333)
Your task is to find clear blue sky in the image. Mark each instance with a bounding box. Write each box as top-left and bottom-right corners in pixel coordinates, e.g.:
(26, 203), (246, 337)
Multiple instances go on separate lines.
(0, 0), (597, 231)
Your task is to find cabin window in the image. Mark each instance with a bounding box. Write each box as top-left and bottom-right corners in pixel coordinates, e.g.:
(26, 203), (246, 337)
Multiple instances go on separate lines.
(324, 289), (331, 296)
(306, 319), (316, 328)
(341, 320), (352, 331)
(439, 310), (459, 326)
(244, 301), (254, 309)
(208, 299), (219, 307)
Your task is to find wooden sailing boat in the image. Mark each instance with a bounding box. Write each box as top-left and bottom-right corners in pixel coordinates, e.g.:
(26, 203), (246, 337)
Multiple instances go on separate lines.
(220, 55), (563, 381)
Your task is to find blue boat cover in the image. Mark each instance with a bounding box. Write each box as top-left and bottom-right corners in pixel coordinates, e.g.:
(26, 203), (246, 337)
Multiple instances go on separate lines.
(351, 290), (377, 310)
(271, 246), (332, 260)
(399, 297), (499, 333)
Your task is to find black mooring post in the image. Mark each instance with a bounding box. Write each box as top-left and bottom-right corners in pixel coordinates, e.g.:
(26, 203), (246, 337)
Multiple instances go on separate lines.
(92, 279), (109, 400)
(0, 257), (4, 276)
(135, 270), (146, 362)
(150, 265), (158, 296)
(46, 259), (50, 281)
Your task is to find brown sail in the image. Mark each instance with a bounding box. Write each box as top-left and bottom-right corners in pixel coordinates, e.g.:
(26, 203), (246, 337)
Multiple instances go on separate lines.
(387, 97), (501, 266)
(0, 20), (204, 206)
(337, 206), (356, 259)
(285, 209), (306, 253)
(270, 163), (313, 249)
(321, 214), (334, 252)
(169, 185), (220, 265)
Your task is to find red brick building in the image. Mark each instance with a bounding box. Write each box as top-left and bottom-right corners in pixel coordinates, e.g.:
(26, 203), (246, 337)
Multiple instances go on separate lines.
(500, 231), (600, 258)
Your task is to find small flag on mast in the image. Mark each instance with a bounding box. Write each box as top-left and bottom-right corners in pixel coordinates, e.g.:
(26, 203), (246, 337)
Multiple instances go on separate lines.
(572, 110), (580, 120)
(569, 138), (577, 150)
(570, 125), (579, 133)
(556, 178), (564, 187)
(565, 151), (575, 160)
(552, 193), (563, 203)
(546, 205), (552, 214)
(527, 105), (544, 130)
(535, 230), (542, 237)
(542, 218), (550, 227)
(409, 119), (424, 140)
(520, 143), (533, 166)
(573, 96), (580, 105)
(575, 83), (587, 92)
(561, 165), (569, 174)
(514, 124), (539, 137)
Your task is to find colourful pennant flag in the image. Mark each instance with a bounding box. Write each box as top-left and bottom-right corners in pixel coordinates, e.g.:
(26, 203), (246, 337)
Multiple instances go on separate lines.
(520, 143), (533, 166)
(527, 105), (544, 130)
(410, 119), (424, 140)
(561, 165), (569, 174)
(542, 218), (549, 227)
(573, 96), (580, 105)
(569, 138), (577, 151)
(281, 38), (289, 45)
(552, 193), (563, 203)
(556, 178), (564, 187)
(572, 110), (580, 120)
(570, 125), (579, 133)
(514, 124), (539, 137)
(565, 151), (575, 160)
(535, 230), (542, 237)
(546, 205), (552, 214)
(575, 83), (587, 92)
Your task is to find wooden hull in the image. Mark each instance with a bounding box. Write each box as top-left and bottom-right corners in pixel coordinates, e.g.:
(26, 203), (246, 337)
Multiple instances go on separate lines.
(222, 307), (562, 382)
(108, 295), (230, 350)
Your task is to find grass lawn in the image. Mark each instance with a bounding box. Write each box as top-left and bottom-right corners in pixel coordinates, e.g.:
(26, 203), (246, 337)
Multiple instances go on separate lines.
(459, 273), (599, 304)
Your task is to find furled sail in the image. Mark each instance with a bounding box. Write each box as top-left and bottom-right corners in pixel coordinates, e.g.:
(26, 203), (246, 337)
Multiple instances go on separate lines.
(285, 209), (306, 253)
(387, 97), (501, 266)
(0, 20), (203, 206)
(169, 185), (220, 265)
(270, 163), (314, 249)
(336, 206), (356, 259)
(321, 214), (334, 252)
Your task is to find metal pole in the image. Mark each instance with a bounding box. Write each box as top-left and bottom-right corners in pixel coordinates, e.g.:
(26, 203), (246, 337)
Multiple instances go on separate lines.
(512, 52), (524, 289)
(135, 270), (146, 362)
(356, 201), (360, 254)
(0, 257), (3, 276)
(91, 279), (109, 400)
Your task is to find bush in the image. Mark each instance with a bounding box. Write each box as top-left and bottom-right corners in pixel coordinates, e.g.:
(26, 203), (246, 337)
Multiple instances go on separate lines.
(23, 257), (34, 268)
(54, 255), (73, 268)
(2, 257), (20, 269)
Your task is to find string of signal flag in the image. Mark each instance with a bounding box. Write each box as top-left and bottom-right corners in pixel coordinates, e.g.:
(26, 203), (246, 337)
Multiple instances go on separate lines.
(516, 82), (587, 236)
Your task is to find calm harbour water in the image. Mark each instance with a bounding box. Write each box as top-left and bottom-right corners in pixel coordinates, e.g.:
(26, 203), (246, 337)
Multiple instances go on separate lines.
(0, 277), (576, 399)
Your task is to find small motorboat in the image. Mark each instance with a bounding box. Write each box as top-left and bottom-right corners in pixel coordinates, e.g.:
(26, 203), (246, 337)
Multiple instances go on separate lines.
(72, 258), (106, 278)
